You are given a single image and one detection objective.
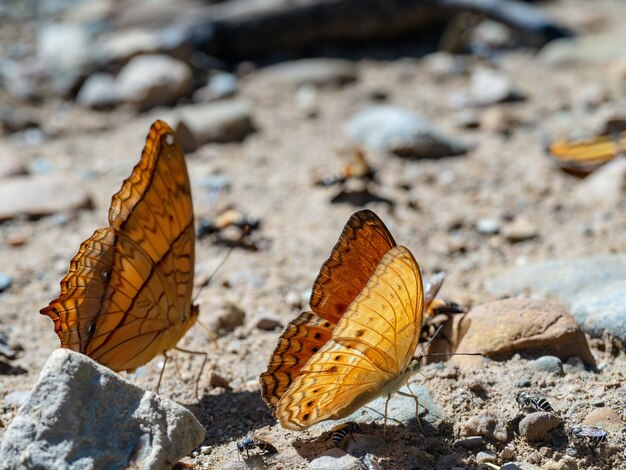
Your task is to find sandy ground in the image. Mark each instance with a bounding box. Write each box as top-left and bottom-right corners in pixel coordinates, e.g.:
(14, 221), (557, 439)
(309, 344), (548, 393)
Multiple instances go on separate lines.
(1, 0), (626, 469)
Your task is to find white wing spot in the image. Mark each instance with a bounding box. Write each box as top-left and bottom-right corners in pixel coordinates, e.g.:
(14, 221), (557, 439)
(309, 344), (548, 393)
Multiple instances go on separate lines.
(165, 133), (175, 146)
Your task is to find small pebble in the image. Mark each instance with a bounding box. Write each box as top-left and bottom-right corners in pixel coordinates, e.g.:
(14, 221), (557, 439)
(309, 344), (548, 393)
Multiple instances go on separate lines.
(532, 356), (564, 375)
(476, 451), (496, 463)
(519, 412), (560, 442)
(208, 371), (230, 389)
(0, 273), (12, 293)
(200, 446), (212, 455)
(209, 303), (246, 335)
(461, 413), (508, 442)
(254, 316), (282, 331)
(502, 219), (538, 242)
(501, 444), (515, 459)
(476, 218), (500, 235)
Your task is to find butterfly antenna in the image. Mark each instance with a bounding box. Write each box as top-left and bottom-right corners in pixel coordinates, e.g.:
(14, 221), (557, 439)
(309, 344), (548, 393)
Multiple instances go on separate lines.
(415, 324), (484, 360)
(192, 225), (251, 303)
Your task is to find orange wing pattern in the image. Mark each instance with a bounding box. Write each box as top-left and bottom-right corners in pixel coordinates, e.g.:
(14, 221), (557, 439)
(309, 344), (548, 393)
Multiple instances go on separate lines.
(260, 210), (396, 410)
(275, 247), (423, 430)
(40, 120), (198, 372)
(547, 132), (625, 175)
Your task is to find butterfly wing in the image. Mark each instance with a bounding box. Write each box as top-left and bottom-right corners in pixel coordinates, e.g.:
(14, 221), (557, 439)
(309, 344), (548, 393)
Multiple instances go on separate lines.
(275, 246), (423, 430)
(260, 210), (396, 409)
(548, 134), (621, 174)
(40, 120), (197, 372)
(260, 311), (334, 411)
(310, 209), (396, 324)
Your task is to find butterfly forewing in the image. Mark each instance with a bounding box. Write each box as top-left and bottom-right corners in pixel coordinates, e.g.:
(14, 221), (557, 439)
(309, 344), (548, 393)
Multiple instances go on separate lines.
(310, 210), (396, 324)
(40, 120), (198, 373)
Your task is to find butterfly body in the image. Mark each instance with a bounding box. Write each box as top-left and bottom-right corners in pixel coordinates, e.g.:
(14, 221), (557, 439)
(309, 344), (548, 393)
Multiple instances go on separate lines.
(41, 121), (198, 373)
(261, 210), (426, 431)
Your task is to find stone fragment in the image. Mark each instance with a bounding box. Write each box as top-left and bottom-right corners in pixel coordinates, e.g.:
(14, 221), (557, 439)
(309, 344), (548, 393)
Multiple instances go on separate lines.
(450, 298), (596, 368)
(174, 100), (254, 152)
(115, 54), (192, 110)
(519, 412), (560, 442)
(307, 448), (360, 470)
(254, 315), (282, 331)
(76, 72), (120, 109)
(0, 143), (26, 178)
(532, 356), (564, 375)
(0, 349), (205, 468)
(207, 302), (246, 336)
(582, 407), (622, 432)
(344, 106), (469, 158)
(0, 173), (92, 221)
(501, 218), (538, 242)
(0, 273), (12, 293)
(461, 413), (508, 442)
(260, 58), (357, 88)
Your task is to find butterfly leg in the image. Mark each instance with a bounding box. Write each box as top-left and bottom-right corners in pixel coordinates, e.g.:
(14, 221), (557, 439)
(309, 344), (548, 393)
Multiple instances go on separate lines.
(156, 352), (170, 394)
(405, 383), (424, 433)
(383, 394), (391, 434)
(175, 346), (209, 401)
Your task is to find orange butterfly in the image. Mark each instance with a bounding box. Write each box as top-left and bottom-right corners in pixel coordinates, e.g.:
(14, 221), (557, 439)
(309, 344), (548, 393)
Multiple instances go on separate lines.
(40, 120), (198, 373)
(260, 210), (427, 430)
(547, 132), (626, 175)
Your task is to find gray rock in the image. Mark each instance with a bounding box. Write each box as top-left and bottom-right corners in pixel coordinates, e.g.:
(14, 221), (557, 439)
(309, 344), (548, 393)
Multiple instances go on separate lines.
(532, 356), (564, 375)
(193, 72), (238, 102)
(0, 349), (205, 469)
(570, 280), (626, 341)
(0, 273), (12, 293)
(260, 58), (357, 88)
(307, 448), (360, 470)
(0, 173), (92, 222)
(485, 254), (626, 342)
(174, 100), (254, 151)
(115, 54), (192, 110)
(518, 412), (560, 442)
(344, 106), (469, 158)
(343, 384), (443, 427)
(76, 72), (120, 109)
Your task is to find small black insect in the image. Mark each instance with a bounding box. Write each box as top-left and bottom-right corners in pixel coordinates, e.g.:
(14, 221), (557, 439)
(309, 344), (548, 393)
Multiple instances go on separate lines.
(515, 391), (554, 413)
(329, 421), (360, 446)
(570, 426), (608, 455)
(236, 434), (277, 458)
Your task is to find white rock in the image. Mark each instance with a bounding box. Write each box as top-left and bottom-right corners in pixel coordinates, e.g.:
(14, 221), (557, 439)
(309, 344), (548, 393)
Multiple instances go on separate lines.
(76, 72), (119, 109)
(307, 448), (360, 470)
(115, 54), (192, 110)
(344, 106), (469, 158)
(0, 349), (205, 469)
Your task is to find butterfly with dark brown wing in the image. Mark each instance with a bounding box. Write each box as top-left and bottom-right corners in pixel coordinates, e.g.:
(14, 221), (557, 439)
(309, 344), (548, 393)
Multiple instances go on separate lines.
(40, 120), (199, 374)
(260, 210), (433, 430)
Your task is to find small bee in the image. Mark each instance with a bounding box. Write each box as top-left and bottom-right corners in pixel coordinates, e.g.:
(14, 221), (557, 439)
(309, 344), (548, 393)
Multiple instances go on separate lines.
(236, 433), (277, 459)
(515, 391), (554, 413)
(570, 426), (608, 455)
(328, 421), (360, 446)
